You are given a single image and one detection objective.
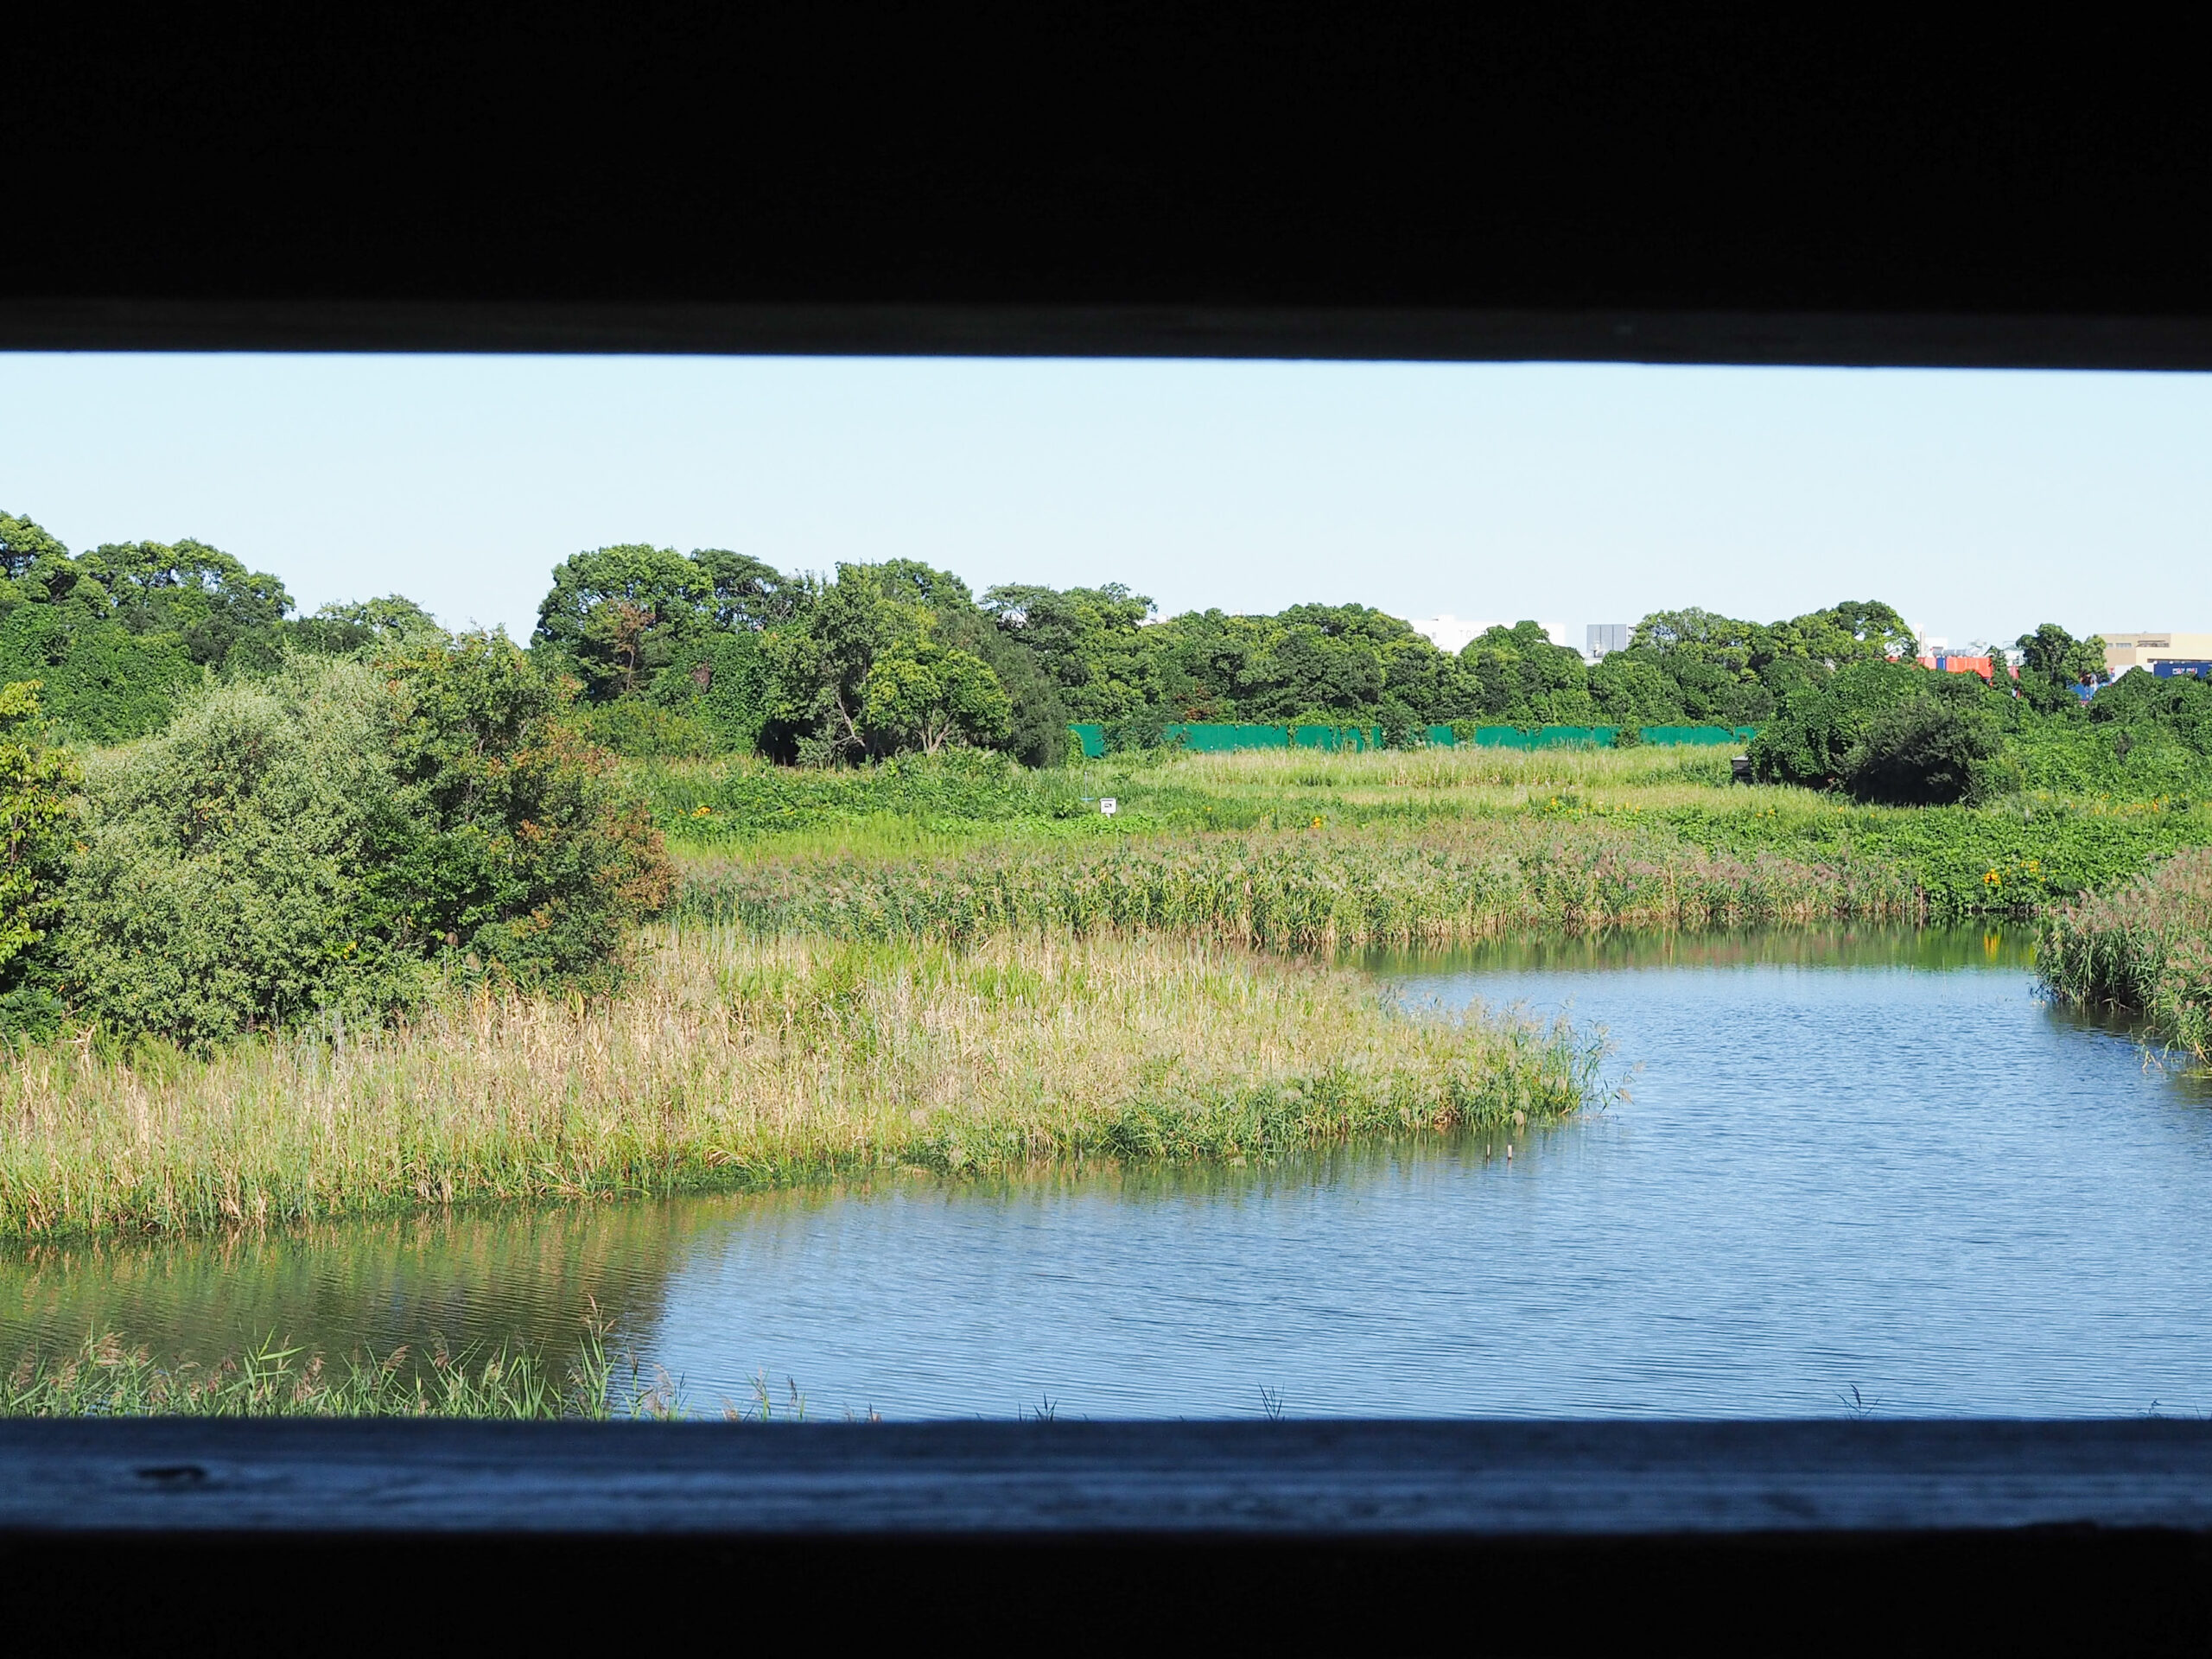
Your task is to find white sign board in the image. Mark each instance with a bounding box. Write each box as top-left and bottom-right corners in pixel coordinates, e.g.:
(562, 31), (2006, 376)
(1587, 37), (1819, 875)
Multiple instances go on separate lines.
(1099, 798), (1118, 817)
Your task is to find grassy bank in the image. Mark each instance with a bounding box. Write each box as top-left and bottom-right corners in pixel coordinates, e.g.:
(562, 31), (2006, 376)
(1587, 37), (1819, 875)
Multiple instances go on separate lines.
(2039, 849), (2212, 1063)
(0, 929), (1595, 1240)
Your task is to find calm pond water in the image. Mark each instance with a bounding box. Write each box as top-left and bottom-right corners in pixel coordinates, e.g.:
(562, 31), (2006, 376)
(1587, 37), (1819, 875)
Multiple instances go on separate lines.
(7, 925), (2209, 1418)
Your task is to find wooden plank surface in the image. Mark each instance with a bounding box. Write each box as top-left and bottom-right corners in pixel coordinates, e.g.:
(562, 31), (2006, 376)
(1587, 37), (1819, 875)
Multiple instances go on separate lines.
(5, 1418), (2211, 1537)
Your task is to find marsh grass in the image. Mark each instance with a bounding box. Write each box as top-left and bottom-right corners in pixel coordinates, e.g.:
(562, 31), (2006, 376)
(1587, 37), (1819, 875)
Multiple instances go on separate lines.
(0, 1314), (768, 1418)
(0, 929), (1595, 1239)
(1147, 743), (1733, 796)
(646, 746), (2212, 922)
(680, 817), (1914, 950)
(2040, 848), (2212, 1062)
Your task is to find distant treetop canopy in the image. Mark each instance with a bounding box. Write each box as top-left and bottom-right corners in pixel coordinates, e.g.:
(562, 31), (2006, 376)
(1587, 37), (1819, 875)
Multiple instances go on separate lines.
(0, 507), (2151, 769)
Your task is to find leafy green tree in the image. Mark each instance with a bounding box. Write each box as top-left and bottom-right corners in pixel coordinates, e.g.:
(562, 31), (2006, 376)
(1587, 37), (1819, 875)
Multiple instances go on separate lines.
(2015, 623), (2108, 715)
(375, 632), (675, 986)
(761, 563), (928, 762)
(874, 563), (1065, 765)
(1776, 600), (1916, 668)
(293, 594), (447, 655)
(81, 539), (295, 671)
(1456, 622), (1593, 726)
(60, 658), (426, 1044)
(2088, 666), (2212, 758)
(1751, 658), (1944, 787)
(0, 601), (199, 744)
(1586, 652), (1686, 727)
(0, 515), (201, 742)
(61, 638), (674, 1046)
(861, 639), (1014, 753)
(1620, 600), (1915, 729)
(755, 561), (1059, 765)
(1631, 607), (1762, 676)
(690, 548), (808, 631)
(1843, 695), (2001, 805)
(0, 515), (307, 742)
(984, 582), (1157, 723)
(533, 543), (731, 699)
(0, 512), (73, 595)
(0, 682), (79, 1014)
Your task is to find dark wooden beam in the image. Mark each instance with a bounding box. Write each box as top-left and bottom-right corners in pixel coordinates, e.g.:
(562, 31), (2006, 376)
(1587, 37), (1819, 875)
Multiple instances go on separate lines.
(9, 1420), (2211, 1651)
(10, 300), (2212, 368)
(11, 14), (2210, 366)
(7, 1417), (2212, 1536)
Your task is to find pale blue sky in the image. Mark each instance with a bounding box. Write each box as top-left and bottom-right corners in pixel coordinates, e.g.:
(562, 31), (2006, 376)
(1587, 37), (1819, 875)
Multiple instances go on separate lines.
(2, 353), (2205, 649)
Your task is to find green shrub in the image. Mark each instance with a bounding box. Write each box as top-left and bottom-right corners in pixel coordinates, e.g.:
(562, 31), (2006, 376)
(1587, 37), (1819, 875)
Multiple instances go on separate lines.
(1842, 696), (1999, 805)
(371, 632), (677, 990)
(60, 639), (675, 1046)
(60, 659), (428, 1045)
(572, 698), (726, 758)
(0, 682), (79, 1034)
(1751, 658), (1932, 789)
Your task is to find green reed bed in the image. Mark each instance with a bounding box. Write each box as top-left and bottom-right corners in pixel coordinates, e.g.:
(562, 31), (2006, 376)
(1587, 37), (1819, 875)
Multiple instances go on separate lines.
(2039, 847), (2212, 1063)
(677, 817), (1915, 950)
(0, 1323), (754, 1419)
(0, 930), (1592, 1239)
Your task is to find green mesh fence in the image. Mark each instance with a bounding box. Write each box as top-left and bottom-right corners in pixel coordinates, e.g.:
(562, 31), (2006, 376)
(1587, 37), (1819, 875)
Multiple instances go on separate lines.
(1071, 722), (1753, 755)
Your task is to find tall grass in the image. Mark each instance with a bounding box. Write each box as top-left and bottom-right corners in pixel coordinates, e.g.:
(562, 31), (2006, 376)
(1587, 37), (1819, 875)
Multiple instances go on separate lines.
(0, 929), (1595, 1239)
(0, 1318), (773, 1418)
(680, 817), (1914, 950)
(2039, 848), (2212, 1062)
(1151, 743), (1732, 795)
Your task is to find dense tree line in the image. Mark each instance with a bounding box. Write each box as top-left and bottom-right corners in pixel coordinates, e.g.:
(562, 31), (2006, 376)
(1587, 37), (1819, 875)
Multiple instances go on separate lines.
(523, 543), (1945, 759)
(3, 510), (2182, 781)
(0, 511), (439, 744)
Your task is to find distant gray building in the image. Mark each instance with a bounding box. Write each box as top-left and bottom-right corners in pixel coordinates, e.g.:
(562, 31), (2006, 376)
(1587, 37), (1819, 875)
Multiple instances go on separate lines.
(1587, 623), (1630, 658)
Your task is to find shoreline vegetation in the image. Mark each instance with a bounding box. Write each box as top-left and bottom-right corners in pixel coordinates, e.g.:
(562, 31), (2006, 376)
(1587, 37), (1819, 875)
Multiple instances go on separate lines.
(5, 520), (2212, 1255)
(3, 1319), (766, 1419)
(2040, 847), (2212, 1065)
(7, 737), (2212, 1244)
(0, 930), (1596, 1241)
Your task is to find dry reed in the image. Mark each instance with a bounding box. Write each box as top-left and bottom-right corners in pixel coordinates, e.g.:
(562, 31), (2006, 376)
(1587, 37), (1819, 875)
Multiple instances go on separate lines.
(0, 927), (1594, 1239)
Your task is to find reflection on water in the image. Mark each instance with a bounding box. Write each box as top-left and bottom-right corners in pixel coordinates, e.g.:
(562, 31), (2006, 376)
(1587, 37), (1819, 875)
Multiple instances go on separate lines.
(4, 925), (2209, 1417)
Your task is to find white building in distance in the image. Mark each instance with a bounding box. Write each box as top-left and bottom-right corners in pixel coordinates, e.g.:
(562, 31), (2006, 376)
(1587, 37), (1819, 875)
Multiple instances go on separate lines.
(1407, 615), (1492, 654)
(1407, 616), (1573, 655)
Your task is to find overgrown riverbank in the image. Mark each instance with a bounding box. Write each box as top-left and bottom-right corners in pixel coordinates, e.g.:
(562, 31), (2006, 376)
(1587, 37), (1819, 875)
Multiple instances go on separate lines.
(2040, 849), (2212, 1064)
(0, 930), (1595, 1240)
